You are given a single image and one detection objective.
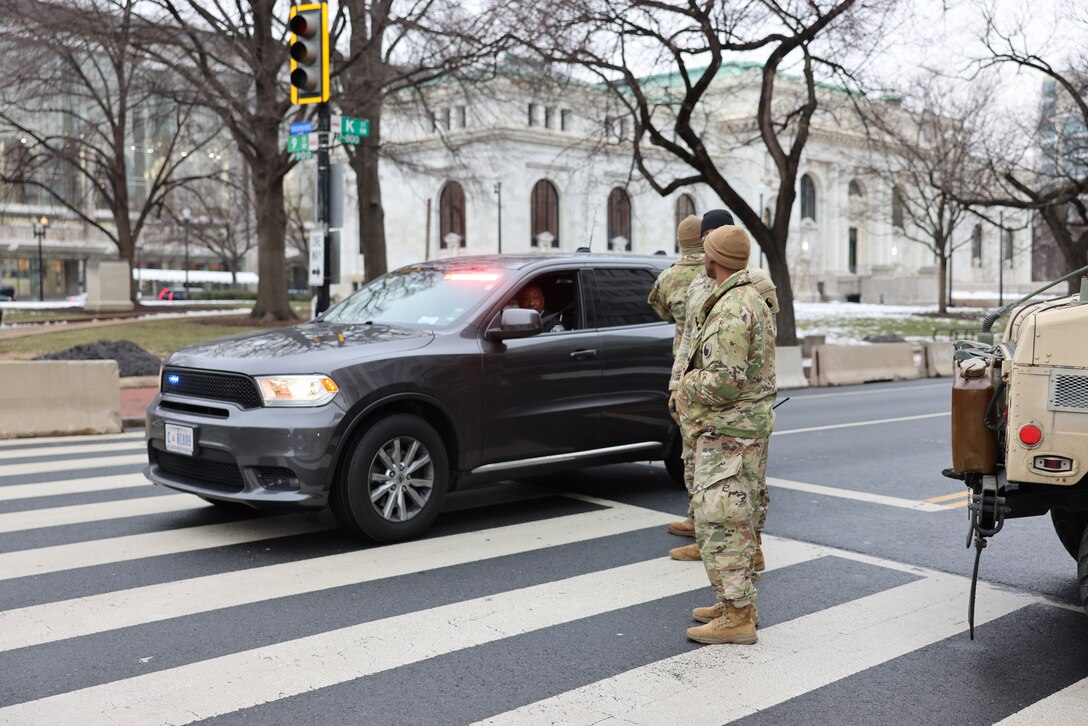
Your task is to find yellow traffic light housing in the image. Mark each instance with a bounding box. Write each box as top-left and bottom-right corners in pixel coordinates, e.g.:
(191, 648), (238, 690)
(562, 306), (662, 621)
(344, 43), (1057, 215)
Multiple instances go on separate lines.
(289, 3), (329, 105)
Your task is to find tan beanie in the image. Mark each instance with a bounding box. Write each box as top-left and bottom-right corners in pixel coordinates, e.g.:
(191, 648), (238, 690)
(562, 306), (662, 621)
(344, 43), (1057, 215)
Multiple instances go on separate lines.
(705, 225), (751, 270)
(677, 215), (702, 253)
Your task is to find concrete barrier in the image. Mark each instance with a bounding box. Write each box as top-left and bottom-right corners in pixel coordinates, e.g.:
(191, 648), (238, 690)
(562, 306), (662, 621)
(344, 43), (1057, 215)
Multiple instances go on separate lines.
(811, 343), (921, 387)
(776, 346), (808, 389)
(921, 341), (955, 378)
(0, 361), (122, 439)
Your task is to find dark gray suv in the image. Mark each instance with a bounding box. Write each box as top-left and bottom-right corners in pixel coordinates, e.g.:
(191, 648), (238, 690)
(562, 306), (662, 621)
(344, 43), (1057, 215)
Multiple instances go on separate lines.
(145, 253), (682, 541)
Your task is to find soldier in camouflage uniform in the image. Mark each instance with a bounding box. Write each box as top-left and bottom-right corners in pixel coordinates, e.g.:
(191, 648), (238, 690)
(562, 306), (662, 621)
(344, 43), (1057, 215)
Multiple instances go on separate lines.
(647, 213), (709, 545)
(675, 225), (776, 645)
(650, 210), (735, 557)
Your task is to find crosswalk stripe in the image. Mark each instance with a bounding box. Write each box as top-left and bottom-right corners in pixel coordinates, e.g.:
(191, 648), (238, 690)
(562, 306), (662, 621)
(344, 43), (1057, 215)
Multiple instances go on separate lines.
(0, 515), (331, 581)
(0, 542), (825, 725)
(0, 473), (149, 502)
(0, 499), (682, 651)
(0, 431), (144, 448)
(0, 440), (142, 461)
(0, 453), (145, 478)
(995, 676), (1088, 725)
(0, 494), (206, 534)
(477, 573), (1036, 725)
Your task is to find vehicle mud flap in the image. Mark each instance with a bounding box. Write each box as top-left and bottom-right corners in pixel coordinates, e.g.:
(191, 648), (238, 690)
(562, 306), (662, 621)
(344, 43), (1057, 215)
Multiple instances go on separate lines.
(965, 473), (1010, 639)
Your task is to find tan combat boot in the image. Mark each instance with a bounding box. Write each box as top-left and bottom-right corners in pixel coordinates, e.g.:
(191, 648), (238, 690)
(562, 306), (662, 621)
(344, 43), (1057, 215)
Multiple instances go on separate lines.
(686, 603), (758, 645)
(668, 542), (701, 561)
(692, 601), (761, 627)
(667, 517), (696, 538)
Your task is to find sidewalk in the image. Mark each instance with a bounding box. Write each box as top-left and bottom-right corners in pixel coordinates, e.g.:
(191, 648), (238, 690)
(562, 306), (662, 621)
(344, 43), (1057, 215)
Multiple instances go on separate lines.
(120, 376), (159, 427)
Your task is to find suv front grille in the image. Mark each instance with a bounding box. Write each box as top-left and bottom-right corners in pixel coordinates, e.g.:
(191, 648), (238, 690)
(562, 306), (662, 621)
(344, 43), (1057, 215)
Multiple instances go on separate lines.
(1050, 370), (1088, 413)
(153, 448), (245, 491)
(161, 368), (262, 409)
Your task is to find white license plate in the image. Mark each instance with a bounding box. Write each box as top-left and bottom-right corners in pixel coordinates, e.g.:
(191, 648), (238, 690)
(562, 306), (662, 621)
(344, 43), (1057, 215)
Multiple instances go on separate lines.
(165, 423), (195, 456)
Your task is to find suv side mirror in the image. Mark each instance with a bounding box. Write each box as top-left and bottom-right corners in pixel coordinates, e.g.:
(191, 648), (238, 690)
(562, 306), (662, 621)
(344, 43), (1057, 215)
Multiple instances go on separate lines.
(487, 308), (542, 341)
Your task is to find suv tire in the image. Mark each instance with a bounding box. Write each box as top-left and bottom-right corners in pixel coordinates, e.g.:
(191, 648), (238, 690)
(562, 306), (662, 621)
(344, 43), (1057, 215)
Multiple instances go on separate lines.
(1051, 508), (1088, 560)
(663, 426), (685, 488)
(1078, 523), (1088, 616)
(332, 413), (449, 542)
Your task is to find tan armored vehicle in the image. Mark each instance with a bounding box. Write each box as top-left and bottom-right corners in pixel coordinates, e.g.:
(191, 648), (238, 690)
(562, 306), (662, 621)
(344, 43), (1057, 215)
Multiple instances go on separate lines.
(947, 267), (1088, 632)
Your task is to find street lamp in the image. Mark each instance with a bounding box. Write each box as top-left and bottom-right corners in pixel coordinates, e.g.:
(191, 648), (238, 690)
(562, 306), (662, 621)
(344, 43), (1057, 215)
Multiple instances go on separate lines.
(493, 181), (503, 254)
(32, 216), (48, 302)
(182, 207), (191, 296)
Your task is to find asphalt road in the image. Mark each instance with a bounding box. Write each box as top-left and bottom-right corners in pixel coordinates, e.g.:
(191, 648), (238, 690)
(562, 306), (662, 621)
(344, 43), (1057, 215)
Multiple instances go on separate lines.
(1, 378), (1086, 725)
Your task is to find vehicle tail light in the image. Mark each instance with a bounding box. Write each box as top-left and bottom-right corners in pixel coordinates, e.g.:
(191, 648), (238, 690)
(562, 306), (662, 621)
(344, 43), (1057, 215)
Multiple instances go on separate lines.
(1034, 456), (1073, 473)
(1018, 424), (1042, 447)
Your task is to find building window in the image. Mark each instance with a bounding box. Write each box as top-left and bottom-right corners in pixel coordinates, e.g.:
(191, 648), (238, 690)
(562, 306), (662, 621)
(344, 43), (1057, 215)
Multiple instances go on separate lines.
(674, 194), (696, 253)
(848, 227), (858, 274)
(561, 109), (571, 131)
(608, 187), (632, 251)
(971, 224), (982, 266)
(531, 179), (560, 248)
(457, 106), (467, 128)
(544, 106), (553, 129)
(527, 103), (536, 127)
(1003, 228), (1014, 265)
(849, 179), (863, 197)
(439, 181), (466, 249)
(800, 174), (816, 221)
(891, 186), (904, 229)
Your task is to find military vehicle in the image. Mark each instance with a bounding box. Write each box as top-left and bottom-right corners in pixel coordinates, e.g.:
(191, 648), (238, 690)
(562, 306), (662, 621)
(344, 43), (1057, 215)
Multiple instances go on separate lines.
(946, 265), (1088, 635)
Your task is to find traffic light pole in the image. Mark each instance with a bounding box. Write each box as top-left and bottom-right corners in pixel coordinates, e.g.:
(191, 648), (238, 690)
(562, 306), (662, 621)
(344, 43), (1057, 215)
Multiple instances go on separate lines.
(316, 102), (332, 314)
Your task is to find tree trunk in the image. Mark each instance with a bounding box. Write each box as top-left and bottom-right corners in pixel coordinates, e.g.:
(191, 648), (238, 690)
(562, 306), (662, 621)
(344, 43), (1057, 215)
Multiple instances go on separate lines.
(250, 161), (294, 322)
(760, 229), (797, 347)
(1039, 207), (1088, 295)
(351, 112), (387, 282)
(937, 254), (948, 315)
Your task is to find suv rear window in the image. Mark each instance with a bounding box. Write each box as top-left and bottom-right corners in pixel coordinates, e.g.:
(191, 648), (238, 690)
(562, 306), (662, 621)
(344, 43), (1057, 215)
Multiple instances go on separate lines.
(591, 267), (661, 328)
(322, 267), (503, 328)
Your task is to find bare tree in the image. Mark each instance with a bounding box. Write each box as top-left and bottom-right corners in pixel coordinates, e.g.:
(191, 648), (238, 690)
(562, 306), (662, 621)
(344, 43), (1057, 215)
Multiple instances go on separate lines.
(956, 10), (1088, 293)
(143, 0), (303, 322)
(0, 0), (215, 303)
(336, 0), (507, 282)
(501, 0), (893, 345)
(857, 77), (993, 312)
(166, 170), (258, 286)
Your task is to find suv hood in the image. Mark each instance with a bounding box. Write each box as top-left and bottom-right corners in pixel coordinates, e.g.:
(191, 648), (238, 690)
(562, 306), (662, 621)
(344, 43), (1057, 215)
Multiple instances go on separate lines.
(166, 322), (435, 376)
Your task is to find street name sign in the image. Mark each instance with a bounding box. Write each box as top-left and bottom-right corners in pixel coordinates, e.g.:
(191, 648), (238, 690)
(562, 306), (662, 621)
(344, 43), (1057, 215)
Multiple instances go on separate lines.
(290, 121), (314, 135)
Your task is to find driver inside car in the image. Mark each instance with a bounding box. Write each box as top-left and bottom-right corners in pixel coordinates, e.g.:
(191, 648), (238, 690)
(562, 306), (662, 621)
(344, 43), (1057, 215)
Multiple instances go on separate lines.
(517, 284), (566, 333)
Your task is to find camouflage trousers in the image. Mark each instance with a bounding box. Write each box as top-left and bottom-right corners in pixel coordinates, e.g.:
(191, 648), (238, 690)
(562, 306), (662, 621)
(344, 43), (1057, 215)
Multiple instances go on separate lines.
(691, 434), (767, 606)
(683, 428), (769, 530)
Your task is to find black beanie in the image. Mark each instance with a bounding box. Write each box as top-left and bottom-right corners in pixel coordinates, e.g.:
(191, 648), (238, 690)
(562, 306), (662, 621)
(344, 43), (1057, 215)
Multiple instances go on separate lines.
(700, 209), (735, 234)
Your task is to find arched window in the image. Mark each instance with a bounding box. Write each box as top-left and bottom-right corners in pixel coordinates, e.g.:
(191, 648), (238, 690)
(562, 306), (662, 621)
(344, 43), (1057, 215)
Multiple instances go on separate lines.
(608, 187), (632, 251)
(891, 186), (905, 229)
(800, 174), (816, 221)
(674, 194), (696, 252)
(530, 179), (560, 248)
(439, 181), (466, 249)
(848, 179), (863, 197)
(971, 224), (983, 266)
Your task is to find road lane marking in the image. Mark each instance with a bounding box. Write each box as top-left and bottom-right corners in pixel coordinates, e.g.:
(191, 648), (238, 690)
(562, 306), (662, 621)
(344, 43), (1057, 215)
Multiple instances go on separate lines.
(0, 515), (332, 581)
(773, 412), (949, 437)
(995, 677), (1088, 725)
(0, 500), (684, 651)
(924, 490), (969, 503)
(0, 494), (207, 534)
(477, 574), (1034, 726)
(0, 440), (143, 461)
(0, 473), (150, 502)
(0, 544), (826, 725)
(768, 477), (948, 512)
(0, 453), (146, 479)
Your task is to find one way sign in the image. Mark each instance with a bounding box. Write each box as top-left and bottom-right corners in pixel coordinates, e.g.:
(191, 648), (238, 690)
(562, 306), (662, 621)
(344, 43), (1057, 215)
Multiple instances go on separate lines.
(338, 116), (369, 145)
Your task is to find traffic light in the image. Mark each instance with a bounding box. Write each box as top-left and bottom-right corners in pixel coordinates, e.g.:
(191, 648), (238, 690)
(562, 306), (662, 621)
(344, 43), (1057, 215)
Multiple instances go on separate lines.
(289, 3), (329, 105)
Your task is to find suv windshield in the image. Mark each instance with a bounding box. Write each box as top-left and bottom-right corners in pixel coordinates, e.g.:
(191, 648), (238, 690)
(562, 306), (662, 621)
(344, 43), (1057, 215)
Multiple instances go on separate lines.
(321, 267), (504, 328)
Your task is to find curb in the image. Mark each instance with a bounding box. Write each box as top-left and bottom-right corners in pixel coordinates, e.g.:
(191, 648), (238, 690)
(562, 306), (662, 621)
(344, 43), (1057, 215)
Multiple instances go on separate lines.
(123, 416), (146, 429)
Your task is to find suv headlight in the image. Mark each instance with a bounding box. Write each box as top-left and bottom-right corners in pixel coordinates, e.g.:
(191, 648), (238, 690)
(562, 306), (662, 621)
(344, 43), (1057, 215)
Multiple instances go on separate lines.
(255, 374), (340, 407)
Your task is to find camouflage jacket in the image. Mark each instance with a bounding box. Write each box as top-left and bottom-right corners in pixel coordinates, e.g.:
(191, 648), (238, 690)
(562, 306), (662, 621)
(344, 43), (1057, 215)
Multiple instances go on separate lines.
(647, 253), (705, 357)
(676, 269), (777, 439)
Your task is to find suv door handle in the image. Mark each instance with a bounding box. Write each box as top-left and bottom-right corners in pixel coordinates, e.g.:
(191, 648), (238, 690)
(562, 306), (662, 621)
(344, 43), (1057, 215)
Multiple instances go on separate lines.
(570, 349), (598, 360)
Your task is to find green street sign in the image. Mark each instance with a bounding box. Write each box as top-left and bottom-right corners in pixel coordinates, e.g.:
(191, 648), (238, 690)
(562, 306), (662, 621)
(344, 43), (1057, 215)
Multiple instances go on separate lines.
(286, 134), (310, 153)
(340, 116), (369, 141)
(290, 150), (314, 162)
